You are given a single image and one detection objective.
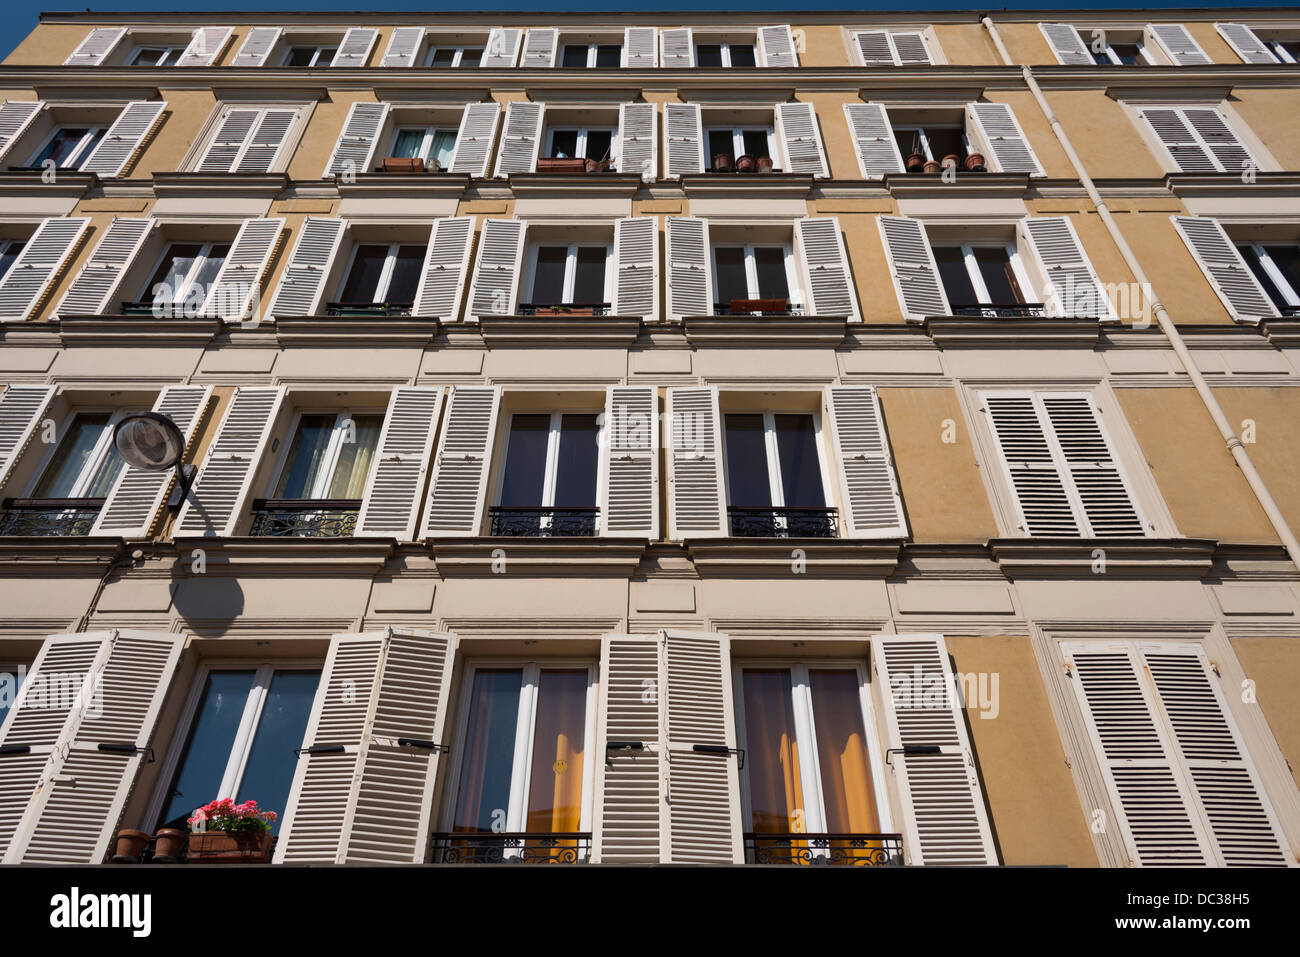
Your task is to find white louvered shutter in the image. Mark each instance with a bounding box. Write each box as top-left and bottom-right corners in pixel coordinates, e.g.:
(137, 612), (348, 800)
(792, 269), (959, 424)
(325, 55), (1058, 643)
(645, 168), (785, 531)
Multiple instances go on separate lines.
(64, 27), (127, 66)
(1140, 108), (1216, 172)
(600, 386), (659, 538)
(198, 107), (297, 173)
(617, 101), (657, 181)
(0, 385), (56, 490)
(325, 101), (391, 177)
(198, 108), (259, 172)
(1021, 216), (1114, 319)
(983, 392), (1079, 537)
(871, 634), (998, 866)
(0, 217), (90, 322)
(1184, 108), (1255, 173)
(492, 101), (543, 177)
(231, 26), (282, 67)
(665, 216), (710, 319)
(757, 25), (798, 67)
(176, 26), (233, 66)
(520, 27), (559, 67)
(412, 217), (473, 319)
(623, 27), (658, 67)
(54, 217), (153, 317)
(421, 385), (501, 538)
(1172, 216), (1278, 322)
(666, 386), (726, 539)
(79, 100), (167, 177)
(775, 101), (827, 177)
(613, 216), (658, 319)
(448, 102), (501, 177)
(202, 216), (284, 321)
(236, 109), (298, 173)
(659, 28), (694, 67)
(853, 30), (932, 66)
(796, 216), (859, 320)
(1149, 23), (1212, 65)
(969, 102), (1045, 176)
(90, 386), (212, 538)
(664, 102), (703, 178)
(265, 217), (347, 319)
(0, 101), (44, 161)
(465, 218), (525, 319)
(1042, 393), (1146, 537)
(889, 31), (934, 65)
(1040, 23), (1094, 64)
(877, 216), (949, 320)
(662, 630), (742, 863)
(844, 102), (904, 178)
(173, 386), (286, 537)
(382, 27), (424, 67)
(1216, 23), (1279, 64)
(825, 385), (907, 538)
(853, 31), (897, 65)
(356, 387), (444, 540)
(480, 28), (522, 67)
(331, 27), (379, 67)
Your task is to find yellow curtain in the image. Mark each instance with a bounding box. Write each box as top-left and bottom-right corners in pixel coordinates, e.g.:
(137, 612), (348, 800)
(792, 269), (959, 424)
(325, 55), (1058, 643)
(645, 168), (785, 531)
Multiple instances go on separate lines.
(808, 669), (880, 862)
(741, 670), (804, 833)
(329, 414), (383, 498)
(525, 670), (587, 859)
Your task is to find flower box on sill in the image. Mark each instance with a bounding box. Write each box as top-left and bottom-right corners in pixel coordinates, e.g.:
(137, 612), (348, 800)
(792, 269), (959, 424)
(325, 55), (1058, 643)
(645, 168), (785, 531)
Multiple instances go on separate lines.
(518, 302), (610, 317)
(378, 156), (427, 173)
(187, 830), (272, 864)
(537, 157), (588, 174)
(730, 297), (789, 315)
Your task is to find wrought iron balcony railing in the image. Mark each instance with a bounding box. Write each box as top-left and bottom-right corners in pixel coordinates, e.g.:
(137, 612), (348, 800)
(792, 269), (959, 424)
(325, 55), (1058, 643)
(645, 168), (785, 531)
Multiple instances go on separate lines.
(248, 499), (361, 538)
(0, 498), (104, 536)
(728, 506), (839, 539)
(745, 832), (904, 866)
(517, 302), (611, 317)
(949, 302), (1048, 319)
(430, 832), (591, 864)
(488, 506), (599, 537)
(713, 301), (805, 316)
(324, 301), (414, 317)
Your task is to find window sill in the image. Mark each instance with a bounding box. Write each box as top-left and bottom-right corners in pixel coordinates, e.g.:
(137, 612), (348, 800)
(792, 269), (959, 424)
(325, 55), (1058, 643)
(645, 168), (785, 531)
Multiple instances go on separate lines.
(687, 538), (903, 578)
(273, 316), (440, 346)
(476, 314), (642, 347)
(922, 314), (1102, 346)
(988, 537), (1217, 580)
(430, 539), (647, 577)
(167, 537), (395, 574)
(682, 314), (849, 344)
(53, 315), (224, 345)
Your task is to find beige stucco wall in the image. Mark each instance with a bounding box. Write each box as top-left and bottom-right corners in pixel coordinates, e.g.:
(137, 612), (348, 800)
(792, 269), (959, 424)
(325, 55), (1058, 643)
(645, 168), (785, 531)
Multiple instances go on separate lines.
(1232, 89), (1300, 169)
(1114, 214), (1236, 324)
(1212, 388), (1300, 537)
(1230, 637), (1300, 792)
(1043, 90), (1170, 180)
(993, 22), (1058, 65)
(933, 23), (999, 65)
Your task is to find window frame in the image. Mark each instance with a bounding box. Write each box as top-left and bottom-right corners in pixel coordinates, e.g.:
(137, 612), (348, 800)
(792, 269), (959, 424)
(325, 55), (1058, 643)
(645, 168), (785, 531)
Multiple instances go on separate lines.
(1096, 37), (1156, 65)
(695, 40), (757, 68)
(127, 44), (184, 66)
(0, 660), (28, 734)
(423, 44), (485, 68)
(23, 408), (126, 499)
(266, 408), (380, 501)
(25, 124), (107, 170)
(494, 409), (602, 513)
(0, 238), (28, 282)
(521, 242), (613, 306)
(1239, 241), (1300, 309)
(542, 125), (617, 161)
(719, 408), (834, 512)
(891, 122), (972, 163)
(281, 44), (337, 67)
(386, 124), (458, 166)
(931, 240), (1036, 307)
(704, 124), (777, 166)
(136, 240), (231, 307)
(1269, 38), (1299, 63)
(559, 41), (623, 68)
(335, 240), (425, 305)
(709, 241), (800, 308)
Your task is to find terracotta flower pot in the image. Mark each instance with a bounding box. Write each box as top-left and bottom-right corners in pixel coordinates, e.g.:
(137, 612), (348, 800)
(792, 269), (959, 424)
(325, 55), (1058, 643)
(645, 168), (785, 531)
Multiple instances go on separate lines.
(187, 830), (273, 864)
(906, 152), (926, 172)
(153, 828), (188, 863)
(941, 153), (960, 170)
(756, 155), (774, 173)
(736, 153), (757, 173)
(584, 158), (601, 173)
(113, 829), (151, 864)
(712, 152), (734, 171)
(964, 152), (987, 172)
(923, 160), (942, 174)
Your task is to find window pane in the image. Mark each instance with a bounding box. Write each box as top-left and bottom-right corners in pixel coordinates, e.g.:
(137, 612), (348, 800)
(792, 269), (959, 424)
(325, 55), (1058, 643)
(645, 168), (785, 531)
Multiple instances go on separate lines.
(549, 129), (578, 158)
(384, 244), (425, 303)
(584, 130), (613, 162)
(773, 415), (824, 508)
(753, 247), (789, 301)
(459, 48), (484, 68)
(188, 243), (230, 302)
(724, 413), (772, 507)
(595, 44), (621, 67)
(235, 670), (320, 835)
(741, 669), (805, 832)
(525, 669), (588, 832)
(431, 130), (458, 169)
(31, 413), (112, 498)
(145, 243), (204, 304)
(453, 669), (523, 832)
(81, 440), (126, 499)
(0, 241), (26, 281)
(707, 129), (734, 168)
(429, 48), (457, 67)
(933, 246), (978, 306)
(571, 246), (606, 302)
(808, 670), (879, 833)
(741, 129), (769, 159)
(390, 128), (426, 159)
(1111, 43), (1142, 65)
(35, 128), (90, 167)
(1239, 246), (1286, 308)
(561, 45), (588, 68)
(318, 48), (337, 64)
(729, 44), (756, 67)
(894, 128), (923, 160)
(324, 413), (383, 498)
(499, 414), (550, 507)
(714, 246), (750, 304)
(1262, 245), (1300, 304)
(531, 246), (568, 304)
(272, 414), (336, 498)
(925, 128), (965, 162)
(339, 245), (390, 303)
(285, 47), (315, 66)
(554, 414), (599, 508)
(973, 246), (1025, 304)
(697, 44), (723, 67)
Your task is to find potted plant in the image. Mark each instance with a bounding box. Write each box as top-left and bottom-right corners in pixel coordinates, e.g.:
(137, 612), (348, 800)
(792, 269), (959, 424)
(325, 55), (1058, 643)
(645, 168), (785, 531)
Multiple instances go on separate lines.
(186, 798), (276, 864)
(736, 153), (757, 173)
(380, 156), (426, 173)
(923, 159), (942, 174)
(712, 152), (734, 172)
(756, 155), (774, 173)
(964, 152), (987, 172)
(941, 153), (960, 170)
(113, 828), (151, 864)
(906, 152), (926, 173)
(152, 828), (187, 863)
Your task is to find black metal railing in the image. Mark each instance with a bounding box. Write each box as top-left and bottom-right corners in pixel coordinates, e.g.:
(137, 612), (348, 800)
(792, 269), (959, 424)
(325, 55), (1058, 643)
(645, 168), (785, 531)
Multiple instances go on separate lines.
(1279, 304), (1300, 317)
(488, 506), (599, 537)
(249, 499), (361, 538)
(324, 301), (414, 317)
(745, 832), (904, 866)
(517, 302), (611, 317)
(949, 302), (1047, 319)
(728, 506), (839, 539)
(430, 832), (592, 864)
(713, 302), (805, 316)
(0, 499), (104, 536)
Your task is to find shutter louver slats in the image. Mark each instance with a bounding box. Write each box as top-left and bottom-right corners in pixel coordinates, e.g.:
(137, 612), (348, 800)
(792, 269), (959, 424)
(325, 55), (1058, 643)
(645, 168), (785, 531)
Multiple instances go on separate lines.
(622, 27), (657, 67)
(325, 101), (390, 177)
(355, 387), (444, 540)
(1215, 23), (1279, 64)
(448, 102), (501, 177)
(197, 108), (259, 172)
(612, 216), (658, 320)
(825, 385), (907, 538)
(231, 27), (282, 67)
(265, 217), (347, 319)
(854, 31), (896, 66)
(520, 28), (559, 68)
(969, 102), (1045, 176)
(466, 218), (525, 319)
(1183, 108), (1255, 173)
(890, 31), (934, 65)
(843, 102), (904, 178)
(659, 28), (694, 67)
(235, 109), (298, 173)
(79, 100), (167, 178)
(381, 27), (425, 67)
(0, 385), (56, 490)
(665, 215), (710, 319)
(775, 102), (827, 177)
(1040, 23), (1094, 64)
(330, 27), (379, 67)
(1040, 394), (1146, 537)
(480, 28), (522, 67)
(421, 385), (501, 538)
(202, 217), (285, 321)
(412, 216), (473, 319)
(600, 386), (659, 538)
(0, 100), (45, 160)
(1171, 216), (1279, 322)
(1022, 216), (1114, 319)
(984, 393), (1080, 537)
(176, 26), (233, 67)
(54, 217), (153, 318)
(617, 101), (657, 182)
(1140, 108), (1217, 172)
(665, 386), (726, 539)
(796, 216), (859, 320)
(0, 217), (90, 322)
(64, 27), (127, 66)
(757, 25), (798, 68)
(877, 216), (950, 320)
(664, 102), (703, 178)
(1149, 23), (1212, 65)
(492, 101), (543, 177)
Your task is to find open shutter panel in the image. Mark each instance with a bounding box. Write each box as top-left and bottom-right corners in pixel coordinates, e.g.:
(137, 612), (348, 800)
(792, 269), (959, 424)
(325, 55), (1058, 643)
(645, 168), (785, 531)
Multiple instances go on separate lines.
(64, 27), (127, 66)
(0, 217), (90, 322)
(664, 102), (704, 178)
(331, 27), (378, 67)
(325, 101), (391, 177)
(198, 108), (259, 172)
(623, 27), (657, 67)
(1040, 393), (1146, 537)
(1149, 23), (1212, 65)
(1040, 23), (1094, 64)
(1216, 23), (1279, 64)
(90, 386), (213, 538)
(665, 386), (727, 539)
(1182, 108), (1255, 173)
(983, 392), (1079, 536)
(592, 635), (664, 863)
(355, 387), (444, 540)
(382, 26), (425, 67)
(421, 385), (501, 538)
(617, 101), (657, 181)
(600, 386), (659, 538)
(871, 634), (998, 866)
(466, 218), (525, 319)
(969, 102), (1044, 176)
(202, 216), (285, 321)
(890, 31), (934, 65)
(1021, 216), (1114, 319)
(854, 31), (896, 65)
(1140, 108), (1216, 172)
(520, 27), (559, 67)
(659, 28), (694, 67)
(412, 216), (473, 319)
(877, 216), (949, 320)
(266, 217), (347, 319)
(1172, 216), (1278, 322)
(796, 216), (860, 320)
(231, 26), (282, 66)
(844, 102), (904, 178)
(448, 102), (501, 177)
(480, 28), (522, 67)
(825, 385), (907, 538)
(492, 101), (543, 177)
(612, 215), (658, 320)
(757, 25), (798, 67)
(0, 100), (44, 160)
(775, 101), (827, 177)
(665, 215), (711, 319)
(54, 217), (153, 317)
(173, 386), (286, 537)
(235, 109), (298, 173)
(176, 26), (233, 66)
(0, 385), (56, 490)
(79, 99), (167, 177)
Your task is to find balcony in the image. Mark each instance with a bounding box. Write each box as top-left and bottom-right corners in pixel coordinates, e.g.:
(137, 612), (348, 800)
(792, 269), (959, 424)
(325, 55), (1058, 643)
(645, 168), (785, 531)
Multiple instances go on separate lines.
(517, 302), (611, 317)
(430, 832), (591, 864)
(0, 498), (103, 536)
(728, 506), (839, 539)
(745, 832), (904, 866)
(949, 301), (1047, 319)
(248, 499), (361, 538)
(713, 299), (803, 317)
(488, 507), (599, 537)
(324, 301), (414, 317)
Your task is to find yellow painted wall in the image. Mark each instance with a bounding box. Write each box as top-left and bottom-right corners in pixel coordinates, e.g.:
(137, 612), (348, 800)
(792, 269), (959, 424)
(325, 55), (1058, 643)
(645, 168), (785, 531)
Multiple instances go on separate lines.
(796, 25), (850, 67)
(1231, 89), (1300, 169)
(933, 23), (999, 65)
(1044, 90), (1169, 180)
(1186, 22), (1241, 65)
(3, 24), (92, 65)
(983, 22), (1053, 65)
(1212, 388), (1300, 537)
(1230, 637), (1300, 792)
(984, 89), (1072, 178)
(1114, 214), (1235, 324)
(839, 212), (906, 324)
(287, 91), (376, 180)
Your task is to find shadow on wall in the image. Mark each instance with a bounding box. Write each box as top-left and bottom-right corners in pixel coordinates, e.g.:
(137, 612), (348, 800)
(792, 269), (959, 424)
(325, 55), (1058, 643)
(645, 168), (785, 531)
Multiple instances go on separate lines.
(169, 559), (246, 635)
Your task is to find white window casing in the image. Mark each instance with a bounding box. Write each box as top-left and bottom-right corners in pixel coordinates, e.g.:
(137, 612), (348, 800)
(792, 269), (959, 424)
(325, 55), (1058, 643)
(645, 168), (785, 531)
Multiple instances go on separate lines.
(448, 102), (501, 177)
(480, 28), (522, 67)
(757, 25), (799, 67)
(796, 215), (860, 321)
(1040, 23), (1094, 64)
(55, 217), (155, 317)
(664, 102), (704, 178)
(600, 385), (659, 538)
(231, 26), (283, 67)
(843, 101), (904, 178)
(617, 101), (657, 181)
(623, 27), (657, 67)
(420, 385), (502, 538)
(79, 100), (168, 178)
(381, 26), (425, 67)
(1171, 215), (1280, 322)
(330, 27), (379, 67)
(0, 385), (57, 490)
(0, 100), (45, 161)
(412, 216), (474, 320)
(1139, 106), (1258, 174)
(265, 216), (347, 320)
(665, 385), (726, 539)
(354, 387), (445, 540)
(613, 215), (659, 320)
(466, 218), (526, 319)
(1215, 23), (1280, 64)
(967, 101), (1045, 177)
(520, 27), (559, 67)
(877, 215), (950, 320)
(659, 27), (695, 67)
(201, 216), (285, 321)
(492, 101), (544, 177)
(1019, 216), (1116, 320)
(1148, 23), (1213, 65)
(0, 217), (91, 322)
(324, 101), (391, 177)
(64, 27), (128, 66)
(824, 385), (908, 538)
(176, 26), (234, 66)
(774, 101), (828, 177)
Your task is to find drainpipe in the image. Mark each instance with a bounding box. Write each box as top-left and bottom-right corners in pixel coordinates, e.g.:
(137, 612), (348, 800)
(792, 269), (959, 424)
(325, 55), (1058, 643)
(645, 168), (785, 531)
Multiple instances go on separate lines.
(980, 15), (1300, 575)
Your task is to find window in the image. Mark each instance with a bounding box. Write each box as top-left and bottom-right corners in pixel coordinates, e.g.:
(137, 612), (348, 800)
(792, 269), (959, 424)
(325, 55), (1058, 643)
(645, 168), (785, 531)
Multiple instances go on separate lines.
(282, 45), (336, 67)
(1093, 37), (1154, 65)
(29, 411), (126, 499)
(696, 42), (756, 67)
(388, 126), (458, 169)
(1138, 106), (1258, 174)
(155, 666), (321, 834)
(545, 126), (614, 162)
(138, 241), (230, 313)
(892, 124), (970, 164)
(722, 413), (833, 536)
(1270, 39), (1300, 63)
(523, 243), (611, 308)
(493, 412), (600, 535)
(0, 239), (25, 281)
(712, 243), (798, 312)
(1238, 243), (1300, 312)
(933, 243), (1033, 314)
(128, 45), (183, 66)
(334, 243), (426, 309)
(560, 42), (621, 67)
(705, 126), (774, 169)
(425, 45), (484, 68)
(27, 126), (107, 169)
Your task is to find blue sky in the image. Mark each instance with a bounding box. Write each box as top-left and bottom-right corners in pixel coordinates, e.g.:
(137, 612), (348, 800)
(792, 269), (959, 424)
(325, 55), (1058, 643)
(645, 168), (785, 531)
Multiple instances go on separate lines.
(2, 1), (1292, 61)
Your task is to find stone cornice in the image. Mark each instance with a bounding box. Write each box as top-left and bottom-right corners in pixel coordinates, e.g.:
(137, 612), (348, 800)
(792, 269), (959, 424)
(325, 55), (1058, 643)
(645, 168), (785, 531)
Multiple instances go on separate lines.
(337, 172), (472, 199)
(1166, 171), (1300, 199)
(682, 315), (849, 346)
(169, 538), (396, 575)
(506, 172), (643, 198)
(0, 538), (125, 573)
(477, 315), (643, 347)
(923, 316), (1103, 347)
(679, 172), (813, 198)
(687, 538), (903, 578)
(151, 171), (290, 200)
(989, 537), (1218, 580)
(273, 317), (440, 347)
(431, 539), (646, 577)
(54, 316), (222, 346)
(0, 171), (97, 199)
(884, 171), (1031, 198)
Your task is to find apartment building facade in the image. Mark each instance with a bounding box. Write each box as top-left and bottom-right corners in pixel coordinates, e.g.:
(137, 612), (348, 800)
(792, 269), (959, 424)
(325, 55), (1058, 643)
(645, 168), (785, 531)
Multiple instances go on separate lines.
(0, 9), (1299, 869)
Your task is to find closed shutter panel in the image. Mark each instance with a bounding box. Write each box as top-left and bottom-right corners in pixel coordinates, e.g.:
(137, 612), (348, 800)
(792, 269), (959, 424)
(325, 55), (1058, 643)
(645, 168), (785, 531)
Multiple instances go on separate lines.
(202, 216), (285, 321)
(492, 101), (543, 177)
(412, 216), (473, 319)
(174, 386), (286, 537)
(331, 27), (378, 67)
(1040, 393), (1146, 537)
(825, 385), (907, 538)
(843, 102), (904, 178)
(421, 385), (501, 538)
(1140, 108), (1216, 172)
(176, 26), (233, 66)
(79, 100), (167, 178)
(600, 386), (659, 538)
(0, 100), (44, 161)
(355, 387), (444, 540)
(231, 27), (283, 67)
(796, 216), (859, 320)
(1021, 216), (1114, 319)
(612, 216), (658, 319)
(448, 102), (501, 177)
(983, 392), (1080, 537)
(197, 108), (259, 172)
(757, 25), (798, 68)
(1149, 23), (1212, 65)
(0, 217), (90, 322)
(775, 101), (827, 177)
(890, 31), (934, 65)
(381, 27), (424, 67)
(665, 215), (710, 319)
(617, 101), (657, 181)
(1216, 23), (1279, 64)
(324, 101), (390, 177)
(90, 385), (213, 538)
(54, 217), (154, 317)
(265, 217), (347, 319)
(480, 28), (522, 68)
(877, 216), (949, 320)
(235, 108), (298, 173)
(659, 28), (694, 67)
(664, 102), (704, 178)
(871, 634), (998, 866)
(1172, 216), (1278, 322)
(665, 386), (726, 539)
(465, 218), (525, 319)
(1183, 108), (1256, 173)
(520, 28), (559, 68)
(64, 27), (127, 66)
(0, 385), (56, 490)
(1040, 23), (1094, 64)
(622, 27), (658, 67)
(968, 102), (1045, 176)
(853, 31), (896, 66)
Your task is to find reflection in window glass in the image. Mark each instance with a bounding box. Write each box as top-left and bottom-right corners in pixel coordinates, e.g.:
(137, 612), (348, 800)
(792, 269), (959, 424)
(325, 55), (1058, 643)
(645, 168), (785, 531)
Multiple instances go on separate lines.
(774, 415), (824, 508)
(808, 669), (879, 833)
(934, 246), (978, 305)
(973, 247), (1024, 304)
(741, 669), (803, 831)
(754, 247), (789, 300)
(571, 247), (606, 302)
(499, 415), (550, 507)
(0, 664), (26, 731)
(525, 669), (588, 832)
(31, 413), (124, 499)
(453, 669), (523, 831)
(0, 241), (26, 282)
(724, 413), (772, 507)
(235, 670), (321, 834)
(159, 670), (256, 830)
(553, 414), (599, 508)
(714, 247), (748, 304)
